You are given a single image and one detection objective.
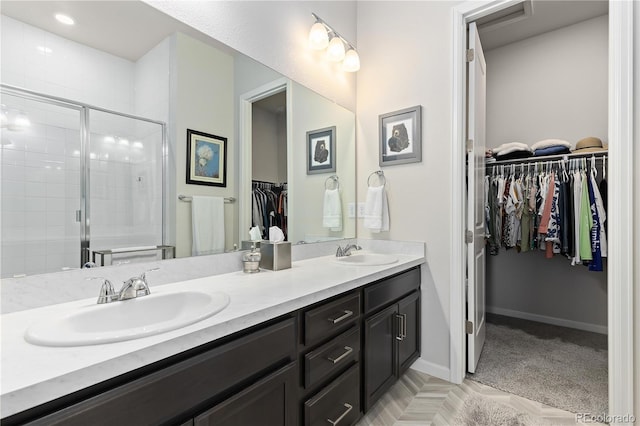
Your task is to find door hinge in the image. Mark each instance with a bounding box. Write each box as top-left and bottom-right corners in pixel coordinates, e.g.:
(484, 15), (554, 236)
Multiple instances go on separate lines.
(466, 139), (474, 153)
(466, 49), (475, 62)
(465, 321), (474, 334)
(465, 230), (473, 244)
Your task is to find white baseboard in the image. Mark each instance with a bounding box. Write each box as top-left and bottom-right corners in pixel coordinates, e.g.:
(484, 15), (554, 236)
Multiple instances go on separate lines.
(486, 306), (608, 335)
(410, 357), (451, 382)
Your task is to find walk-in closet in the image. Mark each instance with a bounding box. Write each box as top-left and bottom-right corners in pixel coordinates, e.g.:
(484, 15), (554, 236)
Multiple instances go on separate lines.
(467, 0), (609, 417)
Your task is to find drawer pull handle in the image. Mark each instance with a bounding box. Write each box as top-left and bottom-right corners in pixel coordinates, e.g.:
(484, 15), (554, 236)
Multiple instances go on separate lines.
(328, 310), (353, 324)
(395, 314), (404, 341)
(327, 346), (353, 364)
(327, 402), (353, 425)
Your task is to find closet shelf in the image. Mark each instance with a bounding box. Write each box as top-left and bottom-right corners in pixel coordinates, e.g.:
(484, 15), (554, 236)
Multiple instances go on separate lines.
(486, 150), (607, 166)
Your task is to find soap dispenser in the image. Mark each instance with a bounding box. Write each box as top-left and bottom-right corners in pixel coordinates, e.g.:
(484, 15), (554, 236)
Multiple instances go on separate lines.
(242, 244), (261, 273)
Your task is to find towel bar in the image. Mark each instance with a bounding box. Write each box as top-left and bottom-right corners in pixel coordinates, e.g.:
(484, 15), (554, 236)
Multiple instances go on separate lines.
(325, 175), (340, 190)
(367, 170), (386, 187)
(178, 195), (235, 203)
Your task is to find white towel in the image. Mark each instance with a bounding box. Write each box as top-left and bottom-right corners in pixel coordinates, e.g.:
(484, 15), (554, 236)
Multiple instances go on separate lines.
(322, 188), (342, 231)
(363, 186), (389, 233)
(191, 196), (225, 256)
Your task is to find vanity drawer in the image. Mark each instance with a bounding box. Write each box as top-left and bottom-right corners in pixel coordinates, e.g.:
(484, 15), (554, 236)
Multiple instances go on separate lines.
(304, 364), (360, 426)
(304, 292), (360, 346)
(304, 326), (360, 389)
(364, 267), (420, 314)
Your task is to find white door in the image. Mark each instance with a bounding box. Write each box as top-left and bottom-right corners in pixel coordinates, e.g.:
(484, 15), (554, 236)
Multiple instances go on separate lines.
(466, 21), (487, 374)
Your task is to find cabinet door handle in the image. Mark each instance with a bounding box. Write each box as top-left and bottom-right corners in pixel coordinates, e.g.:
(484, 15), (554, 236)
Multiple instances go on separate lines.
(395, 314), (404, 341)
(328, 309), (353, 324)
(402, 313), (408, 339)
(327, 346), (353, 364)
(327, 403), (353, 425)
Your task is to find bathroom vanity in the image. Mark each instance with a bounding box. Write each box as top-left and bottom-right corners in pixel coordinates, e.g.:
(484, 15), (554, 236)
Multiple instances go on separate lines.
(1, 249), (424, 425)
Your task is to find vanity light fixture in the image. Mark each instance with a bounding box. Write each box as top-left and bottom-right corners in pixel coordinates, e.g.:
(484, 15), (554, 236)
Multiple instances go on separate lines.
(118, 138), (129, 146)
(132, 141), (144, 149)
(55, 13), (75, 26)
(308, 13), (360, 72)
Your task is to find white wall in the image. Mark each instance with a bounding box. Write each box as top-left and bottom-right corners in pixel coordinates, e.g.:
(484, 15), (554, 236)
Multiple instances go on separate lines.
(145, 0), (357, 111)
(289, 82), (356, 244)
(485, 15), (608, 148)
(172, 32), (235, 258)
(357, 1), (461, 378)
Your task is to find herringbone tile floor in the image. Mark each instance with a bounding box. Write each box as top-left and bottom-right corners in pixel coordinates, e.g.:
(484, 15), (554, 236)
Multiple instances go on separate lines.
(356, 368), (598, 425)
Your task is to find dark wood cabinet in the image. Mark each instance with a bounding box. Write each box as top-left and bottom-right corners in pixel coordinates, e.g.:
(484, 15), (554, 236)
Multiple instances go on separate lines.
(20, 319), (296, 426)
(398, 291), (421, 376)
(304, 365), (360, 426)
(194, 362), (297, 426)
(363, 268), (421, 410)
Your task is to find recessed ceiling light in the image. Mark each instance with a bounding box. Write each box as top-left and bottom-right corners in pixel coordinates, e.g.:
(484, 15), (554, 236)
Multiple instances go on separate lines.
(55, 13), (75, 26)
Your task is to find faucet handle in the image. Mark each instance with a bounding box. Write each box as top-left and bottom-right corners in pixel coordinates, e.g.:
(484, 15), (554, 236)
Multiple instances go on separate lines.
(87, 277), (116, 304)
(141, 267), (159, 285)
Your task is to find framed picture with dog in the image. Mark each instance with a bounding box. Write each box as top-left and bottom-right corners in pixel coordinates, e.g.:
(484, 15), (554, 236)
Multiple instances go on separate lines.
(306, 126), (336, 174)
(379, 105), (422, 166)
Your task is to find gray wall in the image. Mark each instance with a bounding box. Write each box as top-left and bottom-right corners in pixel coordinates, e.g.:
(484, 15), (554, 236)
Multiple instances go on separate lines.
(484, 16), (608, 333)
(485, 15), (608, 149)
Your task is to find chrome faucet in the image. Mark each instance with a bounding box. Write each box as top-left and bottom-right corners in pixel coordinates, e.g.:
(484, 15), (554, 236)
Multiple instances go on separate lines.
(89, 268), (158, 304)
(336, 244), (362, 257)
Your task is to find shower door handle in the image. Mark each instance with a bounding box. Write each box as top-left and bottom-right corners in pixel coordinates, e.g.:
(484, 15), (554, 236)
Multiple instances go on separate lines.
(75, 210), (82, 222)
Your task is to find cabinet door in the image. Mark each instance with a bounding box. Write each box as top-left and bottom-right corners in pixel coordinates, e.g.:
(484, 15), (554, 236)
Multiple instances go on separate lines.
(363, 304), (397, 410)
(397, 291), (420, 376)
(194, 362), (297, 426)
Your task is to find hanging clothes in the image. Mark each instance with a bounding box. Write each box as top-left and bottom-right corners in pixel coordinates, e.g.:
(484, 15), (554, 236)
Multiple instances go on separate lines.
(484, 154), (607, 272)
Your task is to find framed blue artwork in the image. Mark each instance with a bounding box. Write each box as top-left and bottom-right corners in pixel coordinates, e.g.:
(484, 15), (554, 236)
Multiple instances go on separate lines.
(186, 129), (227, 187)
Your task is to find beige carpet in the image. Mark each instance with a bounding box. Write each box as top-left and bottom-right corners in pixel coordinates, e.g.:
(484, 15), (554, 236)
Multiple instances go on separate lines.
(468, 318), (608, 416)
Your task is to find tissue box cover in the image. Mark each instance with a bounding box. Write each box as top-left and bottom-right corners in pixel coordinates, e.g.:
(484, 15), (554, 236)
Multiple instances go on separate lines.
(259, 242), (291, 271)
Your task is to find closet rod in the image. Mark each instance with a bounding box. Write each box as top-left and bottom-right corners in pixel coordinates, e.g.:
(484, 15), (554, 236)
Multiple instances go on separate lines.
(178, 195), (235, 203)
(486, 151), (607, 166)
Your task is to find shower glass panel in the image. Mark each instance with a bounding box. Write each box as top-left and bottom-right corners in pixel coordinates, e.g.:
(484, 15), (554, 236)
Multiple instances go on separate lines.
(1, 93), (82, 278)
(1, 85), (166, 277)
(87, 110), (164, 263)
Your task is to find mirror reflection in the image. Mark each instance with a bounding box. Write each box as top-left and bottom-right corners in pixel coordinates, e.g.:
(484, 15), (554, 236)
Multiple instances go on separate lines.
(0, 1), (356, 278)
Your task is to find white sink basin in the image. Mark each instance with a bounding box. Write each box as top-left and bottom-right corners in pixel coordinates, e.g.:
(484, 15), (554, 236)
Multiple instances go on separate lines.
(24, 290), (230, 347)
(335, 253), (399, 266)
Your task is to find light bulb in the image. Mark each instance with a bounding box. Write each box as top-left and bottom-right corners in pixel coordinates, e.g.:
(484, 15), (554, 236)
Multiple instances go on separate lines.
(342, 48), (360, 72)
(308, 22), (328, 50)
(326, 35), (346, 62)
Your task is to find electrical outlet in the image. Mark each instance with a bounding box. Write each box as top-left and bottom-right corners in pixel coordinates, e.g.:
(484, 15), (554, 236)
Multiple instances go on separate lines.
(347, 202), (356, 218)
(357, 202), (366, 218)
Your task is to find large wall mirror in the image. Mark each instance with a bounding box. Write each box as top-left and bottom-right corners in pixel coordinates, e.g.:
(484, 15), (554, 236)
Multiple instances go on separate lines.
(0, 1), (356, 278)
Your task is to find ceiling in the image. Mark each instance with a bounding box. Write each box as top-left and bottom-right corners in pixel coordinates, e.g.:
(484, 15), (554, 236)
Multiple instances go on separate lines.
(478, 0), (608, 51)
(0, 0), (235, 61)
(1, 1), (609, 62)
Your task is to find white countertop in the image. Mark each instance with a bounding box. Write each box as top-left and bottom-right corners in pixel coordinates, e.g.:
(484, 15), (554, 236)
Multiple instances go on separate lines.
(1, 252), (424, 419)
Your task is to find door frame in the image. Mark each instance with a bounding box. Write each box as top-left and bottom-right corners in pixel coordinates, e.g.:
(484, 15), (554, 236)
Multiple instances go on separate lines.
(238, 78), (292, 243)
(449, 0), (634, 420)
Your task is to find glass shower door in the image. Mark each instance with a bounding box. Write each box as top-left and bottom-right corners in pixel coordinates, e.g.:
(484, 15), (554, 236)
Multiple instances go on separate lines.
(1, 93), (82, 277)
(87, 109), (164, 265)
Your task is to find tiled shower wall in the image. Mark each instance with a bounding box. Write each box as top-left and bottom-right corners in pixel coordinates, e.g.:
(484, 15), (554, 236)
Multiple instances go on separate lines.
(1, 15), (168, 277)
